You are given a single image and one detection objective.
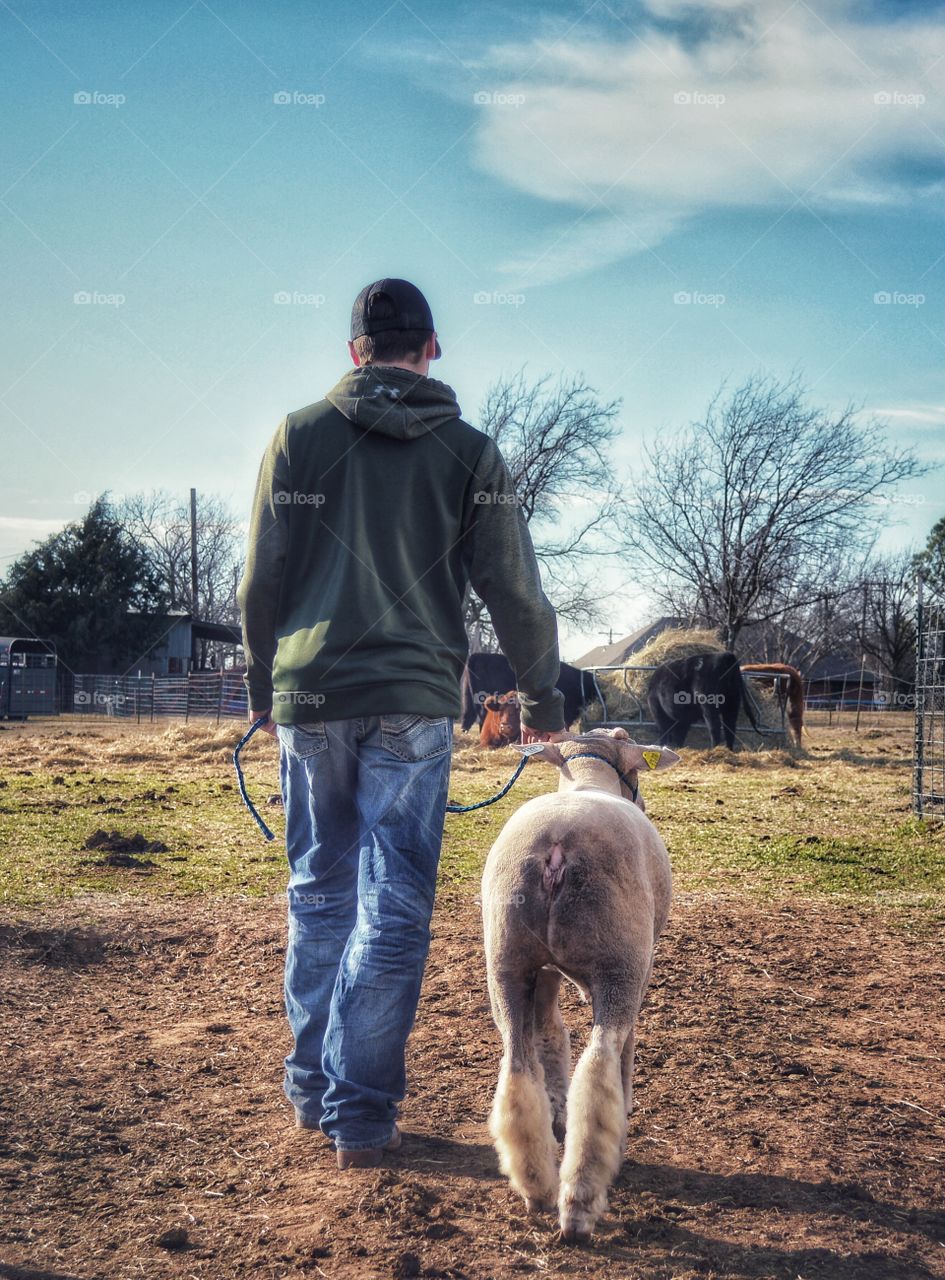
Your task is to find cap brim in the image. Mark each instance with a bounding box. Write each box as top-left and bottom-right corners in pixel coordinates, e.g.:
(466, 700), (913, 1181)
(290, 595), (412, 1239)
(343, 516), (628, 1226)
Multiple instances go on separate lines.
(433, 336), (442, 360)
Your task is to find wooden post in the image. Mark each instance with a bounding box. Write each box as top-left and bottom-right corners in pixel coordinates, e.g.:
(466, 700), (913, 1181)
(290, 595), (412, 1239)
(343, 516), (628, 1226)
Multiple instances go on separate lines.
(190, 487), (199, 671)
(854, 654), (867, 733)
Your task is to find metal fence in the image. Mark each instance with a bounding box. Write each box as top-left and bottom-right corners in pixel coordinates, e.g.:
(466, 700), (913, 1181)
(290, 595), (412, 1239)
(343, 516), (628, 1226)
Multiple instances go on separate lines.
(914, 579), (945, 820)
(68, 670), (248, 721)
(579, 664), (788, 744)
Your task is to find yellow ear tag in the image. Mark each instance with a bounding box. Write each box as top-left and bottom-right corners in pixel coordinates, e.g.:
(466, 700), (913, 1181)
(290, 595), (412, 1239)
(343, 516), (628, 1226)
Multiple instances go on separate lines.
(641, 749), (661, 771)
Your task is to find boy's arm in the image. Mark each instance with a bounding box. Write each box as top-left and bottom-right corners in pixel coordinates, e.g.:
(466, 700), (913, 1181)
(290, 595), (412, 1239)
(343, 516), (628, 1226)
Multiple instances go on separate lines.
(236, 418), (291, 720)
(463, 438), (565, 733)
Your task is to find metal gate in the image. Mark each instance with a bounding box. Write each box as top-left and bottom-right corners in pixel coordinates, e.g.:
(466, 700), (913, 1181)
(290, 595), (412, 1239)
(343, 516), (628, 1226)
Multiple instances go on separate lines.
(914, 578), (945, 819)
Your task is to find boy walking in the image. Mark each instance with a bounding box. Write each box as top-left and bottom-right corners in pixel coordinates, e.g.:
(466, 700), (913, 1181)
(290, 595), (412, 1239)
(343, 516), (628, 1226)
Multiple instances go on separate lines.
(238, 278), (565, 1167)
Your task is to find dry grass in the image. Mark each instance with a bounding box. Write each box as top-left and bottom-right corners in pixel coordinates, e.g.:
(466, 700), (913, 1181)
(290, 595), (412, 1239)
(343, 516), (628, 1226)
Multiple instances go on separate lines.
(0, 713), (942, 919)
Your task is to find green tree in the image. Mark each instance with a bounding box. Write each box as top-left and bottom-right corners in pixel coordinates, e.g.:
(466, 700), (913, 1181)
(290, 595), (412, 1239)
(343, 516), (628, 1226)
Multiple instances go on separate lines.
(0, 497), (169, 671)
(915, 515), (945, 599)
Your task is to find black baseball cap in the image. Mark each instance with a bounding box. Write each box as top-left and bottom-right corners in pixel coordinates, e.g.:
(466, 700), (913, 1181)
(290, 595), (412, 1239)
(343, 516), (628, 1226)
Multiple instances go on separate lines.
(350, 278), (442, 359)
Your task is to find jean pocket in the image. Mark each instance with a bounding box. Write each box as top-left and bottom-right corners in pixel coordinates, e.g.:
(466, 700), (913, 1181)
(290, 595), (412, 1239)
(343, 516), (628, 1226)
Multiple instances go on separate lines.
(379, 714), (452, 762)
(277, 722), (329, 759)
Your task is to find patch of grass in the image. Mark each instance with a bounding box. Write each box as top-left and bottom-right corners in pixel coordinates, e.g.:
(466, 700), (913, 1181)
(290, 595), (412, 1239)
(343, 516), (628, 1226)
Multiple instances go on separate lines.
(0, 770), (287, 904)
(0, 719), (942, 921)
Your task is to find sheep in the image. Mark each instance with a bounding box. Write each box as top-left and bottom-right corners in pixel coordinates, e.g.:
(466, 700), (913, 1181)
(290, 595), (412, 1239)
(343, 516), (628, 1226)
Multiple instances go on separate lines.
(481, 727), (680, 1243)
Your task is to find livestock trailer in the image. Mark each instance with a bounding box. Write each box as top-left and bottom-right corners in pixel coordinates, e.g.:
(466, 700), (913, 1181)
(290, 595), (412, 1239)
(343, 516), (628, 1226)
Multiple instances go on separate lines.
(0, 637), (58, 719)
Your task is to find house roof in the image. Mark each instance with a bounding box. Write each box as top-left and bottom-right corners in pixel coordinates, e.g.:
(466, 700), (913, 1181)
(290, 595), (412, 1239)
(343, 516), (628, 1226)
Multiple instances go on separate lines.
(805, 655), (879, 683)
(572, 617), (686, 667)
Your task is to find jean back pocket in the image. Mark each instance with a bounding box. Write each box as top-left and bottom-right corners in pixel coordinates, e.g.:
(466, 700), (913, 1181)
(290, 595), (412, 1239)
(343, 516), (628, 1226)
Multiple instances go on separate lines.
(378, 714), (452, 762)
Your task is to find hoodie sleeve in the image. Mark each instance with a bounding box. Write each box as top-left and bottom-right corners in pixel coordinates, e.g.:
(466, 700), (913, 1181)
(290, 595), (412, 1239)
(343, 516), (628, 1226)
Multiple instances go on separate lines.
(463, 438), (566, 732)
(236, 418), (291, 712)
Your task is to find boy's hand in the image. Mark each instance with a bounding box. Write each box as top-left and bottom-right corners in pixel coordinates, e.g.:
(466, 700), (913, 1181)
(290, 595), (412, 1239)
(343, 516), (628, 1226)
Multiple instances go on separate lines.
(520, 727), (572, 744)
(250, 708), (278, 737)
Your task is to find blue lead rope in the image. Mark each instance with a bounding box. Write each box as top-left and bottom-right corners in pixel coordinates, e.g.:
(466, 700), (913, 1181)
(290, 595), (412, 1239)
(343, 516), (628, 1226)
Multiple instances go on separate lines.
(445, 750), (534, 813)
(233, 721), (541, 839)
(234, 717), (276, 842)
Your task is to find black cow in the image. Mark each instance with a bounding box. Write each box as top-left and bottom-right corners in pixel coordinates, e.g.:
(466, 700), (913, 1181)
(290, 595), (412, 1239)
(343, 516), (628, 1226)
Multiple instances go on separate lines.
(460, 653), (598, 731)
(647, 651), (761, 749)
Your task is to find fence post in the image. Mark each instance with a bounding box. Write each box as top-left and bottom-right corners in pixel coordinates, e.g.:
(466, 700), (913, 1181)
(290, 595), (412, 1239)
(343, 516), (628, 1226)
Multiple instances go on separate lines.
(150, 672), (155, 723)
(914, 575), (924, 818)
(854, 654), (867, 733)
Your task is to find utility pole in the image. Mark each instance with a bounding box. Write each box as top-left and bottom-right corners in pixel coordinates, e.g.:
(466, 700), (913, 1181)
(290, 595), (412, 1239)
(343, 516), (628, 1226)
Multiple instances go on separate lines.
(190, 488), (198, 671)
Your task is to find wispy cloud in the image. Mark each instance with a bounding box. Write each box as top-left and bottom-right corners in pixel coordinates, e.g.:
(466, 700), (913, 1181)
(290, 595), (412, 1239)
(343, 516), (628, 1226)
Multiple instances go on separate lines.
(466, 0), (945, 283)
(873, 404), (945, 427)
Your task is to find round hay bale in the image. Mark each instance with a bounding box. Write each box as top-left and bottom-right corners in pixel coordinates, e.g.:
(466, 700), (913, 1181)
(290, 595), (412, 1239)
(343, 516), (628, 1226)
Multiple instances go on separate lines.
(583, 627), (723, 722)
(582, 626), (784, 734)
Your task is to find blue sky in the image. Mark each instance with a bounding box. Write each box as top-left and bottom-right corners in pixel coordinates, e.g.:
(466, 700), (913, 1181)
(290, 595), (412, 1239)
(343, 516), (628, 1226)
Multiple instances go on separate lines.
(2, 0), (944, 656)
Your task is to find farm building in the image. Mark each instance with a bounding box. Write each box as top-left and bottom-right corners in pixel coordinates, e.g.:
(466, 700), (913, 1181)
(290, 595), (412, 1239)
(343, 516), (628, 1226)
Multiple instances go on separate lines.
(129, 613), (243, 677)
(803, 654), (880, 707)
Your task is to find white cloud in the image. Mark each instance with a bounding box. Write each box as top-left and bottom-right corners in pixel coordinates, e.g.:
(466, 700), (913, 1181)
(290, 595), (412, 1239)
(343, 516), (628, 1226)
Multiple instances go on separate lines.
(470, 0), (945, 283)
(873, 405), (945, 427)
(498, 209), (685, 286)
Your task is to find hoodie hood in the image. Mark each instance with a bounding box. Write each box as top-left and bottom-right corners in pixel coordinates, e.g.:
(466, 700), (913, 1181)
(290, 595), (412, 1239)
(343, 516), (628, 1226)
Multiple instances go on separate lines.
(326, 365), (462, 440)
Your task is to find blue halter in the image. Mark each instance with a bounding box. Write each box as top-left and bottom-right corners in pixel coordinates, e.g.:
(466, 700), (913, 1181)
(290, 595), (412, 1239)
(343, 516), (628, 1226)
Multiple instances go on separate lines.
(562, 751), (640, 802)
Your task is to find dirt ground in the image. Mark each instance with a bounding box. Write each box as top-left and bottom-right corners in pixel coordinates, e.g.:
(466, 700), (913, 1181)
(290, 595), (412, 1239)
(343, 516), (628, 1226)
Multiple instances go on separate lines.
(2, 889), (943, 1280)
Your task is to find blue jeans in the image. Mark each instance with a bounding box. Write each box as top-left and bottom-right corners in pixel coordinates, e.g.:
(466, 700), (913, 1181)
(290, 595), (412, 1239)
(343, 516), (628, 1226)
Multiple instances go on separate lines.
(277, 714), (452, 1151)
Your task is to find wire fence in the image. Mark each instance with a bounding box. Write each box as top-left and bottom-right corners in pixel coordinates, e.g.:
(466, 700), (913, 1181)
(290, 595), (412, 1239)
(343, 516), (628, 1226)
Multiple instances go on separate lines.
(67, 671), (248, 722)
(914, 580), (945, 820)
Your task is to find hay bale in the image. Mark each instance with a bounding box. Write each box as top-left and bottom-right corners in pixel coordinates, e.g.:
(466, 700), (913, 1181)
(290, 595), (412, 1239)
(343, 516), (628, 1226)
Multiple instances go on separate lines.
(582, 626), (723, 722)
(582, 626), (782, 732)
(627, 626), (723, 690)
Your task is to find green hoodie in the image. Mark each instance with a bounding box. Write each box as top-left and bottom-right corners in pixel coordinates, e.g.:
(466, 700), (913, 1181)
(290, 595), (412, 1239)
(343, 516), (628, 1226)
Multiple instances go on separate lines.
(237, 364), (565, 730)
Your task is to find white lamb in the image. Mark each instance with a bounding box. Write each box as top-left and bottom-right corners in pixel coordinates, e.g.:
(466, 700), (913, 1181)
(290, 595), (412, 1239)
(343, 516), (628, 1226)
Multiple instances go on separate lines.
(481, 727), (679, 1242)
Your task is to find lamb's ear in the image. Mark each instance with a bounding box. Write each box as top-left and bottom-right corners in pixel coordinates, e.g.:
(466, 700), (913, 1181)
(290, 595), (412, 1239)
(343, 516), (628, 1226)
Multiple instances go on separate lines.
(516, 741), (565, 767)
(622, 744), (680, 771)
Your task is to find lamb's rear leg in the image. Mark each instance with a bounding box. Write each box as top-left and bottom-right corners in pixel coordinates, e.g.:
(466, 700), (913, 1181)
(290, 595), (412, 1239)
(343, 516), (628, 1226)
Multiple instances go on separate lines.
(534, 967), (570, 1142)
(558, 1022), (630, 1242)
(487, 971), (559, 1213)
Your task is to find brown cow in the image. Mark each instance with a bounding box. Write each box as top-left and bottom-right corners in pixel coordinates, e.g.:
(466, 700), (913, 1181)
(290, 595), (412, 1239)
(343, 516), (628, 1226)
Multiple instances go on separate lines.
(480, 691), (521, 749)
(740, 663), (805, 743)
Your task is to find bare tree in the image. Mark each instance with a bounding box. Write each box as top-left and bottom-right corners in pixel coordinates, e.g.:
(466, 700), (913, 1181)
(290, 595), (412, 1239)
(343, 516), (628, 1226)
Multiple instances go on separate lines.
(625, 374), (929, 650)
(114, 490), (244, 627)
(466, 371), (622, 647)
(848, 553), (917, 694)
